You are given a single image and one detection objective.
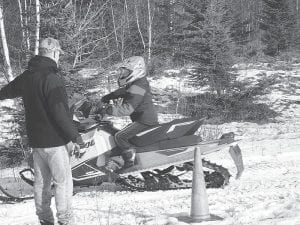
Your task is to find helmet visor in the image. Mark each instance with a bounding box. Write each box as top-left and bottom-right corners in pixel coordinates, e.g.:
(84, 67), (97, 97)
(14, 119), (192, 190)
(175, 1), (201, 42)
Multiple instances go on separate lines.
(117, 67), (133, 86)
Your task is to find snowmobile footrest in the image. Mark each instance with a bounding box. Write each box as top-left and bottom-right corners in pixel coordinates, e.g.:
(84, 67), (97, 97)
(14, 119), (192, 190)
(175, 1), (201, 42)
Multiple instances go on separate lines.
(218, 132), (235, 145)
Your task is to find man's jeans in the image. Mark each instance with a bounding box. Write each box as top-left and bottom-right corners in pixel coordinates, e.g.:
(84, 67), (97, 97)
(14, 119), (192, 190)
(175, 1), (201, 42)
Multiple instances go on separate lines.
(33, 144), (73, 224)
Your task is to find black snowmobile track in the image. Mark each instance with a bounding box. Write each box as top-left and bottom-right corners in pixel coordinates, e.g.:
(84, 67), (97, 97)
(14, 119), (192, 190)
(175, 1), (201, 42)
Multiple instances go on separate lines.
(115, 158), (231, 191)
(0, 160), (231, 203)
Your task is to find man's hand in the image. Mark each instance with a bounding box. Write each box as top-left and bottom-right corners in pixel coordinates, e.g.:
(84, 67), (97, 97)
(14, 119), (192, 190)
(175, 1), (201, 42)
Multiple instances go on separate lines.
(69, 136), (86, 158)
(73, 143), (86, 158)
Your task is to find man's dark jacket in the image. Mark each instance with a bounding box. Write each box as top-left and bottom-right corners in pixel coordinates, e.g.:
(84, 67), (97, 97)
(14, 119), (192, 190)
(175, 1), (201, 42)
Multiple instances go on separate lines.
(0, 56), (79, 148)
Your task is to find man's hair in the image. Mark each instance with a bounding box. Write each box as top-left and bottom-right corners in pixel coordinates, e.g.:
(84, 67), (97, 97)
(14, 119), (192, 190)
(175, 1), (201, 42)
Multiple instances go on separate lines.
(38, 37), (63, 56)
(39, 47), (53, 56)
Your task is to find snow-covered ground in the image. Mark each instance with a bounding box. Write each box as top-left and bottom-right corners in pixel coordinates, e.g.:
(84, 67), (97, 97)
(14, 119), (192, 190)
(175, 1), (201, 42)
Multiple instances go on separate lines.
(0, 133), (299, 225)
(1, 63), (300, 225)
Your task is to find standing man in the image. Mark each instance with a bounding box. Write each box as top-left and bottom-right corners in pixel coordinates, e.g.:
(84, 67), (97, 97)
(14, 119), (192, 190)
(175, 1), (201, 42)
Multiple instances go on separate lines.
(0, 37), (83, 225)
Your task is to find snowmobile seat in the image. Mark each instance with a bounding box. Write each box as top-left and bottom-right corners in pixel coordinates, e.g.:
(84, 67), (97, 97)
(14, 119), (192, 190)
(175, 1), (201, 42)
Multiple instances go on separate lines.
(135, 134), (202, 153)
(130, 117), (205, 147)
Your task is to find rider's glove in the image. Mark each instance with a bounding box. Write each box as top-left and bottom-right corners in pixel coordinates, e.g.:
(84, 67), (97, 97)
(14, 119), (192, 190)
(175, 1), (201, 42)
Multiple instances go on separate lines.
(94, 105), (112, 118)
(101, 93), (113, 104)
(78, 101), (93, 118)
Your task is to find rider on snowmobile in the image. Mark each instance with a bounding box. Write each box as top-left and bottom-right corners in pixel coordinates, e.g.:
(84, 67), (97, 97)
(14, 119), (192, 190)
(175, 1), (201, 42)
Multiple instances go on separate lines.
(81, 56), (158, 171)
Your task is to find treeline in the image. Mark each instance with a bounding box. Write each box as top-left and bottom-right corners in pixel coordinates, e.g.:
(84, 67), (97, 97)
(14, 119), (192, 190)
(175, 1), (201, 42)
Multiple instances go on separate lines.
(0, 0), (300, 93)
(1, 0), (297, 165)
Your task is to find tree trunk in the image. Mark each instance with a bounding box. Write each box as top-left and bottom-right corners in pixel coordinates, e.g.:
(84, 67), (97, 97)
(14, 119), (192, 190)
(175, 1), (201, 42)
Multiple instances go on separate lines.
(0, 4), (13, 82)
(297, 0), (299, 25)
(17, 0), (26, 51)
(120, 20), (125, 60)
(111, 3), (119, 54)
(34, 0), (40, 55)
(23, 0), (31, 59)
(124, 0), (129, 28)
(134, 0), (146, 50)
(147, 0), (152, 61)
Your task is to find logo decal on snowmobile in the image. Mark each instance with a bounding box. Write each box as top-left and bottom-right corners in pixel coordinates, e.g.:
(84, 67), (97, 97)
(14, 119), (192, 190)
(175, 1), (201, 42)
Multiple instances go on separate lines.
(82, 139), (95, 148)
(167, 121), (195, 133)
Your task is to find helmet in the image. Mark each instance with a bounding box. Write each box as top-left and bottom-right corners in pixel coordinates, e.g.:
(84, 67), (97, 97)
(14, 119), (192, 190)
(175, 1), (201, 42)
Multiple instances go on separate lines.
(116, 56), (146, 87)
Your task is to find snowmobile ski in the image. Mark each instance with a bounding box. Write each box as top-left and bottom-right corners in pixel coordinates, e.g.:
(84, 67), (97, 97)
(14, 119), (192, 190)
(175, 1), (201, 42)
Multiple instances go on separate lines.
(0, 184), (34, 203)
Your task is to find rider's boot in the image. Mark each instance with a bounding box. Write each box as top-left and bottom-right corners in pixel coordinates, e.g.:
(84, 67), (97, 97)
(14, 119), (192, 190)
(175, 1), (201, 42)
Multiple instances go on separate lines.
(103, 148), (136, 174)
(121, 148), (136, 170)
(104, 157), (123, 172)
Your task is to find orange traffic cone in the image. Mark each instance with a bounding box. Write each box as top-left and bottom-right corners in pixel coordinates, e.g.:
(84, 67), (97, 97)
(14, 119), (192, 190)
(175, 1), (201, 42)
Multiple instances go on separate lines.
(178, 146), (222, 224)
(190, 146), (210, 221)
(190, 147), (222, 223)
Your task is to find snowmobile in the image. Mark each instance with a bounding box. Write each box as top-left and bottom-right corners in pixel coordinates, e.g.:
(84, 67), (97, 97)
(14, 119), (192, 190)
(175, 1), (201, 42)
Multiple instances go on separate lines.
(0, 98), (244, 202)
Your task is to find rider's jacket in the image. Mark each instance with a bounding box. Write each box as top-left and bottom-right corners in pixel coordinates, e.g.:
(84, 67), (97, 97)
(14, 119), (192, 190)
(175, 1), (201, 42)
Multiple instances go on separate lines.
(104, 77), (158, 126)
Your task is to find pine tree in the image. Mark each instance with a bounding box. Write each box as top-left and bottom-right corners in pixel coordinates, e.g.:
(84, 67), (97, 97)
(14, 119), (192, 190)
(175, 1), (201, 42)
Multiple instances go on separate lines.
(172, 0), (235, 96)
(151, 0), (174, 57)
(226, 0), (253, 56)
(260, 0), (296, 56)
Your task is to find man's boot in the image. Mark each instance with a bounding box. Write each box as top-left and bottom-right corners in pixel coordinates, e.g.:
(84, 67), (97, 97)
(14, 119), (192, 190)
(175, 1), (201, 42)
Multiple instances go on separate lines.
(58, 222), (66, 225)
(40, 220), (54, 225)
(121, 148), (136, 169)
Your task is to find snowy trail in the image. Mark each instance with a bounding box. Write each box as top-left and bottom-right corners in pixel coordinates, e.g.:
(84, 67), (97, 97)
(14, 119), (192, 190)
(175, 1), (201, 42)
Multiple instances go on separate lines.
(1, 64), (300, 225)
(0, 144), (299, 225)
